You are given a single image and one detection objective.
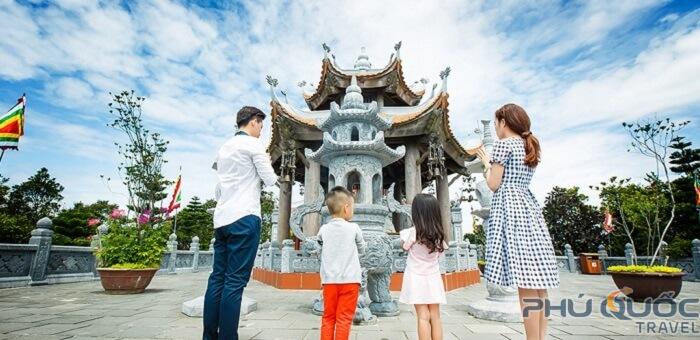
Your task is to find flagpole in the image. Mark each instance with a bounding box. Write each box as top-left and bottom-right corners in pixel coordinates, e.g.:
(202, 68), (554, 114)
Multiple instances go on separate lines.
(0, 150), (5, 164)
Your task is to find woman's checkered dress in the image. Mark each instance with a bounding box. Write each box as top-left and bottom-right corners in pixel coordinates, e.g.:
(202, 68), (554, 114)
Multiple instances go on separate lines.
(484, 137), (560, 289)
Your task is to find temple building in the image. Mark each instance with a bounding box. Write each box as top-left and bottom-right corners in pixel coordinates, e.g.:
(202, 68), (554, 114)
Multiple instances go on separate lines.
(267, 42), (483, 243)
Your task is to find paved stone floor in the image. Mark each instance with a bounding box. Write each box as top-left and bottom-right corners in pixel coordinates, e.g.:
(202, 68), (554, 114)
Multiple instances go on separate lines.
(0, 272), (698, 339)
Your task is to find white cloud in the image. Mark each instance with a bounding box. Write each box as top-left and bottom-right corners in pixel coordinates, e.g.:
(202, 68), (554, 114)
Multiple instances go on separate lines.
(1, 0), (699, 216)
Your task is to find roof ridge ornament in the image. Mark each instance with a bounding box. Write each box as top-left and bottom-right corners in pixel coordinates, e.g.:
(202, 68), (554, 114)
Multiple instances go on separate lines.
(266, 75), (280, 102)
(394, 41), (402, 60)
(322, 42), (331, 60)
(439, 66), (451, 92)
(354, 47), (372, 70)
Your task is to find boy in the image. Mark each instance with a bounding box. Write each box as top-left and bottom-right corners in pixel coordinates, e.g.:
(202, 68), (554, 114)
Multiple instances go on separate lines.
(317, 186), (367, 340)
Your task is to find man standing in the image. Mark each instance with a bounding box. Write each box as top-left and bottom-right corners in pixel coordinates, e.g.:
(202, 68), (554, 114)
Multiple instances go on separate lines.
(203, 106), (278, 340)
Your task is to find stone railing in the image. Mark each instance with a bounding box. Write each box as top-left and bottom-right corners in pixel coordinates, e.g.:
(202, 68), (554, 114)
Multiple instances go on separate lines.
(552, 241), (700, 282)
(254, 236), (480, 274)
(0, 218), (214, 289)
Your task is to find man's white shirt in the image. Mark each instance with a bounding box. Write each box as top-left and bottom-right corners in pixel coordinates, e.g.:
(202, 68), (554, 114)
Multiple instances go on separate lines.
(214, 134), (278, 228)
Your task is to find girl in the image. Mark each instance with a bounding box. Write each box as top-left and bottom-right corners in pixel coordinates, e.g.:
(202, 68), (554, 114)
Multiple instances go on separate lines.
(476, 103), (560, 340)
(399, 193), (448, 340)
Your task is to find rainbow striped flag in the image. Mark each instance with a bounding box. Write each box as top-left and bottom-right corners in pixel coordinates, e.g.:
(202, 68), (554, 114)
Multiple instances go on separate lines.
(168, 174), (182, 212)
(0, 95), (25, 150)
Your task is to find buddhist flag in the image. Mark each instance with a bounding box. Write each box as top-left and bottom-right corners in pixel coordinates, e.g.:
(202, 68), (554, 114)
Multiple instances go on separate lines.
(694, 176), (700, 208)
(602, 211), (615, 234)
(168, 174), (182, 212)
(0, 95), (26, 150)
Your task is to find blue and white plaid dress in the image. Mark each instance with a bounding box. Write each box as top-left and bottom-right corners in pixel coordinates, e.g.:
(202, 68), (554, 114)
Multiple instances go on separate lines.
(484, 137), (560, 289)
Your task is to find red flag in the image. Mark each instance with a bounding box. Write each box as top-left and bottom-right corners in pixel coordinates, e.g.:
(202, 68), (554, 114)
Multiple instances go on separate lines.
(602, 211), (615, 234)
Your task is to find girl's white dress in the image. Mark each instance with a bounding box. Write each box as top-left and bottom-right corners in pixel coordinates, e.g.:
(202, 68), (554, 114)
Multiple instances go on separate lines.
(398, 227), (447, 305)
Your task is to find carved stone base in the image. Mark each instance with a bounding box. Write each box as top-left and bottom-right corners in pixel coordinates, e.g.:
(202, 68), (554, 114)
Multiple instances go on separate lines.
(466, 281), (521, 323)
(182, 295), (257, 317)
(369, 300), (399, 317)
(312, 294), (377, 325)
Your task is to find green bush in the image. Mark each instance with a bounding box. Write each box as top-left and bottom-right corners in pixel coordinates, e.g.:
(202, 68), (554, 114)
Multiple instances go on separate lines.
(95, 218), (169, 269)
(666, 237), (692, 259)
(0, 213), (33, 243)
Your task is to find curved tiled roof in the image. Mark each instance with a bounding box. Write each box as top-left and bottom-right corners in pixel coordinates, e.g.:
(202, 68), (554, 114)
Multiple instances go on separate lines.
(303, 57), (425, 110)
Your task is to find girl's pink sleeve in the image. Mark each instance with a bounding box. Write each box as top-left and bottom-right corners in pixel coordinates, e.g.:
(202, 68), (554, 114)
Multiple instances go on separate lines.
(400, 227), (416, 251)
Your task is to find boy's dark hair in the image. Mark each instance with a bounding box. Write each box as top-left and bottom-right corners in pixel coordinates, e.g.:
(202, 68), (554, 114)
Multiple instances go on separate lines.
(325, 186), (353, 215)
(236, 106), (266, 128)
(411, 193), (446, 253)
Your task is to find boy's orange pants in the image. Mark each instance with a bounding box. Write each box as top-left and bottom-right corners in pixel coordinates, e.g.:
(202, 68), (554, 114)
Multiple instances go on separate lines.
(321, 283), (360, 340)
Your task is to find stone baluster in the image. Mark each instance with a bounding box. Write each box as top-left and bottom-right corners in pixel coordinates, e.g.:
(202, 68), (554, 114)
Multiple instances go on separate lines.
(597, 244), (608, 272)
(564, 244), (576, 273)
(28, 217), (53, 286)
(191, 236), (200, 273)
(209, 238), (215, 252)
(167, 233), (178, 274)
(448, 241), (458, 272)
(468, 243), (478, 269)
(281, 239), (295, 273)
(460, 241), (469, 271)
(692, 239), (700, 281)
(624, 243), (634, 266)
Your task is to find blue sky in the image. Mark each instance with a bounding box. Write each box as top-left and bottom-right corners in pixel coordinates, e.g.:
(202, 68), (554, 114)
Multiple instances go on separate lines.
(1, 0), (699, 214)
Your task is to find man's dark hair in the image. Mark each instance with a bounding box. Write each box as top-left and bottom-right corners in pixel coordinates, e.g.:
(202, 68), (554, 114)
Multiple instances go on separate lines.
(236, 106), (266, 128)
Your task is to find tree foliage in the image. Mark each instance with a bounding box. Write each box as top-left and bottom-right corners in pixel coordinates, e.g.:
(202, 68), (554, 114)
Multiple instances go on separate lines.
(543, 186), (603, 254)
(175, 196), (213, 250)
(621, 118), (688, 264)
(6, 168), (64, 223)
(260, 190), (275, 243)
(107, 90), (170, 214)
(52, 201), (117, 246)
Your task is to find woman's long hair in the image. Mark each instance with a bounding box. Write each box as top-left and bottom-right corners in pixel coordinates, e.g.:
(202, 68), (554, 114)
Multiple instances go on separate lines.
(411, 194), (446, 253)
(495, 103), (541, 167)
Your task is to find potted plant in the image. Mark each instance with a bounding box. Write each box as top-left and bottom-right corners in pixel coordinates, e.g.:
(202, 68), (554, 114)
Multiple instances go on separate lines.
(607, 265), (684, 301)
(94, 208), (168, 294)
(594, 118), (690, 301)
(477, 260), (486, 274)
(94, 90), (173, 294)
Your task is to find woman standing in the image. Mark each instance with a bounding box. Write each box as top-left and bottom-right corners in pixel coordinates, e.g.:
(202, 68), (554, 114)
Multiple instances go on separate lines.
(476, 103), (560, 340)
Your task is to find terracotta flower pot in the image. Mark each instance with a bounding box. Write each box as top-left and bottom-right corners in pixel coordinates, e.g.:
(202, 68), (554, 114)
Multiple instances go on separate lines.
(610, 271), (686, 302)
(97, 268), (158, 294)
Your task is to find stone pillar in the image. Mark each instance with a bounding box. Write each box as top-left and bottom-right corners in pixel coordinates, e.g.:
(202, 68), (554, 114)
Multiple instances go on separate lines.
(435, 174), (452, 241)
(659, 240), (668, 265)
(691, 239), (700, 281)
(167, 233), (178, 274)
(209, 238), (215, 252)
(281, 239), (295, 273)
(191, 236), (200, 273)
(624, 243), (634, 265)
(270, 207), (279, 243)
(404, 143), (421, 204)
(277, 181), (292, 245)
(597, 244), (608, 271)
(451, 203), (463, 242)
(303, 160), (321, 236)
(28, 217), (53, 286)
(564, 244), (576, 273)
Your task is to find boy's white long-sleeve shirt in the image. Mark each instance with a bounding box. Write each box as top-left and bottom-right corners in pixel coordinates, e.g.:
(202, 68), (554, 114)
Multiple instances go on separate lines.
(318, 218), (367, 284)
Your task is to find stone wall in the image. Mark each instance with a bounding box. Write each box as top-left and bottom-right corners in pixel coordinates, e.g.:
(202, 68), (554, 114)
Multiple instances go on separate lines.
(553, 241), (700, 282)
(0, 218), (214, 289)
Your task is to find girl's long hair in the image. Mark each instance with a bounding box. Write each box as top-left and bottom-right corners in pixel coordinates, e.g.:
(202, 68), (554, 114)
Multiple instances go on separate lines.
(411, 194), (446, 253)
(495, 103), (541, 167)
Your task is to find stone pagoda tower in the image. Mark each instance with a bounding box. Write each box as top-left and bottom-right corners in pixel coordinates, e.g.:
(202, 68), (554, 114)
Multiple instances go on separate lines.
(263, 42), (486, 321)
